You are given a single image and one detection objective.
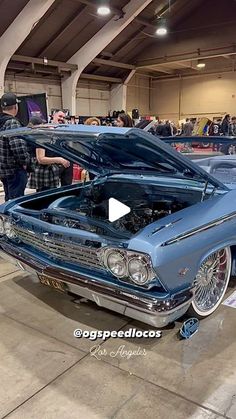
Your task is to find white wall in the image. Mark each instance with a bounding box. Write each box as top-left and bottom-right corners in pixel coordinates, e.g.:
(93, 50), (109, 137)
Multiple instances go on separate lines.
(151, 72), (236, 122)
(5, 77), (62, 112)
(76, 80), (110, 116)
(4, 74), (151, 117)
(127, 74), (150, 115)
(5, 76), (110, 117)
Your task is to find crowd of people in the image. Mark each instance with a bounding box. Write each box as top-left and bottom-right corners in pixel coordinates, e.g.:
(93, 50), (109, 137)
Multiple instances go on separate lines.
(0, 92), (134, 202)
(1, 90), (236, 203)
(151, 114), (236, 137)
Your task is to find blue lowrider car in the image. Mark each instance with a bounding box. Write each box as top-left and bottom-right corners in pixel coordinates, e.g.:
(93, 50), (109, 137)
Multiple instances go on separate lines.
(0, 126), (235, 327)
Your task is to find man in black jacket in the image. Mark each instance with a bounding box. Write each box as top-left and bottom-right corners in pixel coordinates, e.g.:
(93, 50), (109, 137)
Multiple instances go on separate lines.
(221, 114), (231, 135)
(0, 93), (30, 201)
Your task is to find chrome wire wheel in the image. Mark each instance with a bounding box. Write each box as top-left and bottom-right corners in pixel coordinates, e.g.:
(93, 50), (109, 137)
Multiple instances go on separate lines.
(190, 247), (231, 318)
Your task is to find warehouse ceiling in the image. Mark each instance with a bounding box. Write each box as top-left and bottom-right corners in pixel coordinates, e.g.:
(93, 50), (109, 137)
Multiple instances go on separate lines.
(2, 0), (236, 82)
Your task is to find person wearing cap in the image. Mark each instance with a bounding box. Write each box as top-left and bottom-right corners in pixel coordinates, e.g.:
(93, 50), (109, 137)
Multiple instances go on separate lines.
(0, 92), (22, 130)
(0, 92), (30, 201)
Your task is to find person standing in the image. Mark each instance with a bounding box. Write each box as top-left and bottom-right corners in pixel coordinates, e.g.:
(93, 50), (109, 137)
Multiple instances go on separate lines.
(0, 93), (30, 201)
(208, 118), (222, 136)
(221, 114), (231, 135)
(52, 110), (73, 186)
(116, 113), (133, 127)
(182, 118), (194, 136)
(230, 116), (236, 136)
(84, 117), (101, 126)
(28, 115), (70, 192)
(155, 120), (165, 136)
(161, 120), (173, 137)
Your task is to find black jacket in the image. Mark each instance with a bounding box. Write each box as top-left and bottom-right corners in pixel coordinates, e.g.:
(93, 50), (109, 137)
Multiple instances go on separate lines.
(221, 119), (230, 135)
(0, 113), (30, 178)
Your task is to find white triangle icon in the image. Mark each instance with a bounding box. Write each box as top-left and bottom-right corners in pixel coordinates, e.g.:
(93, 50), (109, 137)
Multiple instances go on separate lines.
(109, 198), (131, 222)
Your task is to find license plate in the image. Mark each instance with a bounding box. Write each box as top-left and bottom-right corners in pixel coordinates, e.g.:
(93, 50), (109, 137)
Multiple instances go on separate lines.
(38, 274), (66, 292)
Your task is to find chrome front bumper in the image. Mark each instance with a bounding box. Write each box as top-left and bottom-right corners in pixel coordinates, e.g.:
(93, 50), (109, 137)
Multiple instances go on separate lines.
(0, 244), (192, 327)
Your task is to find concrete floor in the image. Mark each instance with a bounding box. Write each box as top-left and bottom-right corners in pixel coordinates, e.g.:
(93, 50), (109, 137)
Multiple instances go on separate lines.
(0, 192), (236, 419)
(0, 260), (235, 419)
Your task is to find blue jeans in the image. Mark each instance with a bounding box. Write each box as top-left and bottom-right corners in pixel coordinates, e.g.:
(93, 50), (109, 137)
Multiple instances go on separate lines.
(1, 169), (28, 201)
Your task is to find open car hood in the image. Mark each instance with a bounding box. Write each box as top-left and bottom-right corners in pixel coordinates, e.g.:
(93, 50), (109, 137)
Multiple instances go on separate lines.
(2, 125), (227, 190)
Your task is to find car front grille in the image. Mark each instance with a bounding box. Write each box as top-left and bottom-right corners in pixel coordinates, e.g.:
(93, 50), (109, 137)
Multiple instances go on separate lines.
(13, 225), (104, 271)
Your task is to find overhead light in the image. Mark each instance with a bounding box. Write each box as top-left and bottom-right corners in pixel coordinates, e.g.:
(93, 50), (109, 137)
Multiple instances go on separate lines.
(43, 57), (48, 65)
(196, 60), (206, 69)
(156, 18), (168, 36)
(97, 4), (111, 16)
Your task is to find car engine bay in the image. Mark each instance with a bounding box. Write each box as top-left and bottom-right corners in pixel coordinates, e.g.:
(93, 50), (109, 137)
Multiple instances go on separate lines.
(22, 180), (205, 236)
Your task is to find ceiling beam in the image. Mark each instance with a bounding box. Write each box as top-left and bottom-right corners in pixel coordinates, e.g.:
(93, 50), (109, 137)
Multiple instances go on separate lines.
(77, 0), (124, 17)
(151, 68), (236, 82)
(0, 0), (56, 96)
(7, 62), (67, 76)
(92, 58), (135, 70)
(124, 69), (136, 84)
(77, 0), (179, 29)
(136, 46), (236, 68)
(37, 4), (87, 57)
(90, 1), (180, 74)
(80, 73), (122, 83)
(135, 0), (180, 27)
(77, 0), (156, 28)
(175, 62), (193, 68)
(11, 54), (78, 71)
(62, 0), (152, 114)
(108, 26), (146, 59)
(8, 59), (123, 82)
(152, 67), (176, 75)
(223, 55), (233, 60)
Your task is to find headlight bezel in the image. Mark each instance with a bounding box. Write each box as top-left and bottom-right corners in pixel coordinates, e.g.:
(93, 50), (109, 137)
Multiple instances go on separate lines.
(0, 216), (5, 236)
(100, 247), (156, 287)
(0, 215), (18, 240)
(127, 256), (149, 285)
(4, 219), (17, 239)
(106, 249), (128, 278)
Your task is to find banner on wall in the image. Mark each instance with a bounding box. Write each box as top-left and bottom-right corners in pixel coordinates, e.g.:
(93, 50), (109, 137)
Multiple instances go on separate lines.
(17, 93), (48, 126)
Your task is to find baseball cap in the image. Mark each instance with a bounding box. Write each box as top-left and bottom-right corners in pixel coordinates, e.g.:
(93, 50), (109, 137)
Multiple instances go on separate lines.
(1, 92), (20, 107)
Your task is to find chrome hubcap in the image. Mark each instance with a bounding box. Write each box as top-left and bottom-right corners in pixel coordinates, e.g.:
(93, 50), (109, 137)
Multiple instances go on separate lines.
(193, 248), (231, 314)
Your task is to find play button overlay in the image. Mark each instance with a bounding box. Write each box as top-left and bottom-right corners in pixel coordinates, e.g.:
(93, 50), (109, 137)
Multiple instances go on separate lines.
(109, 198), (131, 222)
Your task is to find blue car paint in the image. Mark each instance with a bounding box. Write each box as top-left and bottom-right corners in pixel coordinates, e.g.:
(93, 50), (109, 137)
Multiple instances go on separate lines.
(2, 173), (234, 295)
(0, 128), (235, 325)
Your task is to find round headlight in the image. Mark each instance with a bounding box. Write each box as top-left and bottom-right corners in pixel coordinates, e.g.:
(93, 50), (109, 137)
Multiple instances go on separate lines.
(106, 251), (127, 278)
(4, 220), (17, 239)
(128, 258), (149, 285)
(0, 217), (4, 235)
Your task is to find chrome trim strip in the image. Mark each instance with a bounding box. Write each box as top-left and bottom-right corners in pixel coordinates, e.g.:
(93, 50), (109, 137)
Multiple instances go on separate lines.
(162, 210), (236, 246)
(0, 245), (192, 320)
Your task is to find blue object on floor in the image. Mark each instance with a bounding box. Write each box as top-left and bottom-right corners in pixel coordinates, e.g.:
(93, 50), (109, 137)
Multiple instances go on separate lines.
(180, 318), (199, 339)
